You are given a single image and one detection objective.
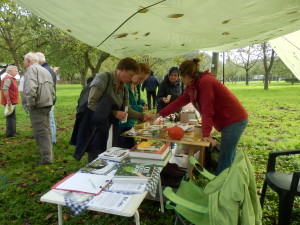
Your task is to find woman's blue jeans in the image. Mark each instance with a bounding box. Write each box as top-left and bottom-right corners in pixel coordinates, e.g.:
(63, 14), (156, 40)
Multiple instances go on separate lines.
(215, 118), (248, 175)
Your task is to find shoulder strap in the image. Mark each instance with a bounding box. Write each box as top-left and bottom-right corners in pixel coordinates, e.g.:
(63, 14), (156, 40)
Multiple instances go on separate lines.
(103, 72), (110, 93)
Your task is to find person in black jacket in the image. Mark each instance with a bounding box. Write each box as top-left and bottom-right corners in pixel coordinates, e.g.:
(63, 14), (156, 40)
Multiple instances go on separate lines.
(156, 67), (183, 113)
(141, 70), (159, 110)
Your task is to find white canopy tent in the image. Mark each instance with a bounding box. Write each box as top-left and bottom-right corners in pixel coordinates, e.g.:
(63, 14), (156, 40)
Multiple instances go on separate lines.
(269, 30), (300, 80)
(13, 0), (300, 79)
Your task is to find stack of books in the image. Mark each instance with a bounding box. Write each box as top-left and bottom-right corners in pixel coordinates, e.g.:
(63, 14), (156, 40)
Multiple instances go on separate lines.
(98, 147), (130, 162)
(129, 141), (171, 167)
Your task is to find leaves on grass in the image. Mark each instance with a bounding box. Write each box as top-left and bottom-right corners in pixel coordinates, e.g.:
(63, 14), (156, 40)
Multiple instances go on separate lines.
(44, 213), (54, 220)
(63, 215), (69, 221)
(267, 138), (279, 142)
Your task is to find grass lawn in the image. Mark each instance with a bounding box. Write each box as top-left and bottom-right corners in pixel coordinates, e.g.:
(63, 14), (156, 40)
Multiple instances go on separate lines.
(0, 81), (299, 225)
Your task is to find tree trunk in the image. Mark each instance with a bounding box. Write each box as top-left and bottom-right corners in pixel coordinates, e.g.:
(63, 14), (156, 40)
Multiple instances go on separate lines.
(85, 51), (110, 77)
(262, 42), (275, 90)
(245, 70), (249, 85)
(80, 64), (89, 87)
(211, 52), (219, 78)
(264, 71), (269, 90)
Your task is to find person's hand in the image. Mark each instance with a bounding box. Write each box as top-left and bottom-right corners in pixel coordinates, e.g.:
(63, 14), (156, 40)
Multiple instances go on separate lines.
(115, 111), (127, 120)
(23, 105), (30, 114)
(149, 113), (160, 123)
(163, 97), (170, 103)
(202, 136), (217, 146)
(143, 113), (153, 121)
(142, 105), (148, 111)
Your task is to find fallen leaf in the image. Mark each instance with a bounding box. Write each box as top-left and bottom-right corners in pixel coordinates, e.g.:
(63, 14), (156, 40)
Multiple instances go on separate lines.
(44, 213), (54, 220)
(222, 19), (231, 24)
(168, 14), (184, 18)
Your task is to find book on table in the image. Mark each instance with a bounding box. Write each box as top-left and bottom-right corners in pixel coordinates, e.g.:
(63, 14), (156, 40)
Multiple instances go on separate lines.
(136, 141), (165, 150)
(79, 159), (117, 175)
(130, 150), (172, 167)
(112, 163), (155, 183)
(98, 147), (129, 162)
(129, 143), (170, 159)
(107, 182), (147, 194)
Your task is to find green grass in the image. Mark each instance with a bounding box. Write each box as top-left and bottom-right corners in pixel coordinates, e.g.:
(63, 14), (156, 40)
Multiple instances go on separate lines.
(0, 81), (299, 224)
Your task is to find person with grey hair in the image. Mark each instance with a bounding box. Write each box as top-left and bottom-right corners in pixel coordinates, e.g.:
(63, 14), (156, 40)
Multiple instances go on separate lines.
(23, 52), (55, 166)
(36, 52), (57, 144)
(0, 65), (19, 137)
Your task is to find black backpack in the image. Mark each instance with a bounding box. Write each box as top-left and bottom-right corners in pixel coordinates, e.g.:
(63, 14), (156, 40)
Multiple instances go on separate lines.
(76, 72), (110, 113)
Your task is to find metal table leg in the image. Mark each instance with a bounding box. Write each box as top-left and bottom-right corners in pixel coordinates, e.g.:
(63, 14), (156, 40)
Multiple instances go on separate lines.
(58, 204), (63, 225)
(158, 174), (164, 213)
(134, 210), (140, 225)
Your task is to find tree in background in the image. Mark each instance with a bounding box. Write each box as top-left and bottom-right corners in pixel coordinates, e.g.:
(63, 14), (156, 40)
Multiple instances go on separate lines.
(228, 45), (261, 85)
(262, 42), (275, 90)
(211, 52), (219, 78)
(37, 27), (111, 86)
(221, 59), (245, 83)
(271, 57), (295, 81)
(0, 1), (53, 73)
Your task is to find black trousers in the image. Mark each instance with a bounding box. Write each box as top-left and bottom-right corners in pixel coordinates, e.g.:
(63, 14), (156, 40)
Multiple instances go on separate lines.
(146, 91), (157, 110)
(6, 107), (17, 136)
(87, 94), (120, 163)
(117, 126), (135, 149)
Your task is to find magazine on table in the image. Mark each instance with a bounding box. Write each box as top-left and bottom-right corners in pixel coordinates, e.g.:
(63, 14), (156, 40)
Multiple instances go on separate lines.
(87, 191), (133, 212)
(113, 163), (155, 183)
(107, 182), (147, 194)
(79, 159), (117, 175)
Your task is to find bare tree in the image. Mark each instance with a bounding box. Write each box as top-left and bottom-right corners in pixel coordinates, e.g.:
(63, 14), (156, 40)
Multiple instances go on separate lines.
(262, 42), (276, 90)
(228, 45), (261, 85)
(211, 52), (219, 78)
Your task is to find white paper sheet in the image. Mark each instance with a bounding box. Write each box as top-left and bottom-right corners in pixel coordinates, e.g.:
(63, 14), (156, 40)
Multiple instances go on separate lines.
(52, 173), (113, 195)
(87, 191), (132, 211)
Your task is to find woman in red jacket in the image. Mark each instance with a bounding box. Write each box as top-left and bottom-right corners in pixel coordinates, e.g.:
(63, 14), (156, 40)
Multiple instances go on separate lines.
(152, 58), (248, 175)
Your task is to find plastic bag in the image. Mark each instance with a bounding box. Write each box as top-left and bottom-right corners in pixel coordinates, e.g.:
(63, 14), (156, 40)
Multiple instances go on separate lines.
(4, 104), (15, 116)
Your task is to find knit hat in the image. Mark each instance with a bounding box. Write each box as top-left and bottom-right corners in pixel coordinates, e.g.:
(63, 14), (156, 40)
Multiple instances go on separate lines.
(168, 67), (179, 78)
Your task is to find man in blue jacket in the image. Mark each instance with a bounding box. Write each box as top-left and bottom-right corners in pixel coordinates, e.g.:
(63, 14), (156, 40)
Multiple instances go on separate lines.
(141, 70), (159, 110)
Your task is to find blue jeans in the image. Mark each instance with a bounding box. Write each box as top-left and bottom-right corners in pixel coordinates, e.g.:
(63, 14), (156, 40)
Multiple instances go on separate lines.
(215, 118), (248, 175)
(49, 106), (56, 144)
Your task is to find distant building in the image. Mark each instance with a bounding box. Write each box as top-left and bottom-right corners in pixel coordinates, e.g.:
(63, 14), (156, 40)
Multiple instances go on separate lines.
(253, 75), (264, 81)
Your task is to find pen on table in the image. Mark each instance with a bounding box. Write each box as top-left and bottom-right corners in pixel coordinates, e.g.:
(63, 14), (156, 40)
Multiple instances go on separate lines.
(88, 179), (97, 189)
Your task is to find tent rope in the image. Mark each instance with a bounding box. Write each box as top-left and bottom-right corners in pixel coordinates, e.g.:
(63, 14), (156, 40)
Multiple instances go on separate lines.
(96, 0), (166, 47)
(282, 36), (300, 51)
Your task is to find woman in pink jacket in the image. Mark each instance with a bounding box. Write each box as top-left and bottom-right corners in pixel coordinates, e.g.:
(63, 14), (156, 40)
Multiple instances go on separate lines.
(152, 58), (248, 175)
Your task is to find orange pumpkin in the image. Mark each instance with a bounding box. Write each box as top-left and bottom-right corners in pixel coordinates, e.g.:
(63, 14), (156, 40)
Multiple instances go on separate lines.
(168, 126), (185, 139)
